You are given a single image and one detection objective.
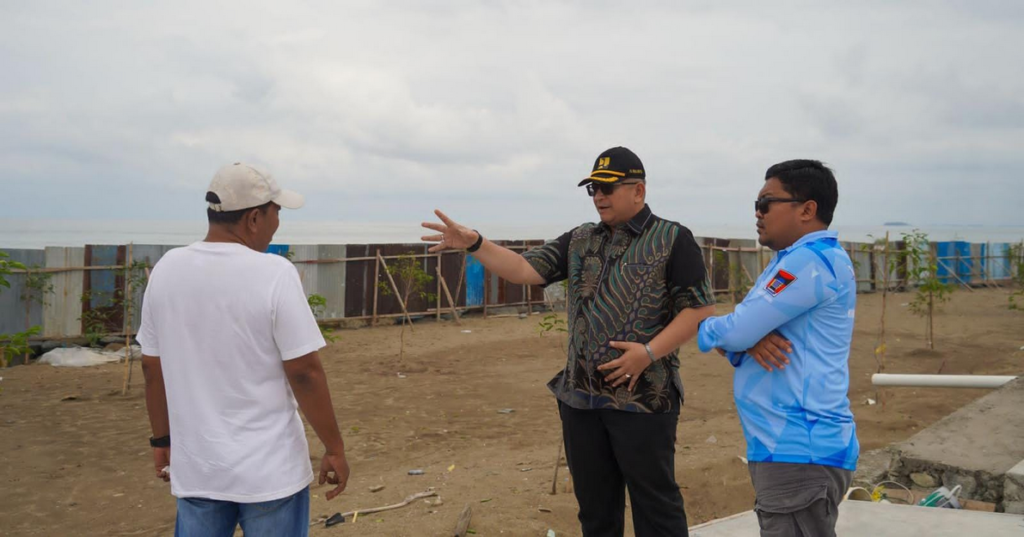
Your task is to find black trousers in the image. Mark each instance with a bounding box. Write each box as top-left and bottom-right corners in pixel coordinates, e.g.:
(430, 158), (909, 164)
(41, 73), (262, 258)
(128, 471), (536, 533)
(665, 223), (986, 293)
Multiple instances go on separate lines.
(559, 402), (688, 537)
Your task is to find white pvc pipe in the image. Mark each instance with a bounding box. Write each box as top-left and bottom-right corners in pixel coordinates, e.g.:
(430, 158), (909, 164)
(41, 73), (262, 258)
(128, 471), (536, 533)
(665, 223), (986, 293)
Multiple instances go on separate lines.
(872, 374), (1017, 389)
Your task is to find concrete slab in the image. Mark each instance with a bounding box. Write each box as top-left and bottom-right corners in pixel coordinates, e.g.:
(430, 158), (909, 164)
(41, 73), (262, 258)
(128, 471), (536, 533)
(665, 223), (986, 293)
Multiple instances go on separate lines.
(690, 501), (1024, 536)
(1005, 459), (1024, 514)
(890, 377), (1024, 504)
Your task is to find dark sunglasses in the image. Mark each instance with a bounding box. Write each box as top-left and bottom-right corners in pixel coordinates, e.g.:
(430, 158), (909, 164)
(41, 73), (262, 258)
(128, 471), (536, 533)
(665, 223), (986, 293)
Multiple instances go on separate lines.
(586, 181), (642, 197)
(755, 196), (806, 214)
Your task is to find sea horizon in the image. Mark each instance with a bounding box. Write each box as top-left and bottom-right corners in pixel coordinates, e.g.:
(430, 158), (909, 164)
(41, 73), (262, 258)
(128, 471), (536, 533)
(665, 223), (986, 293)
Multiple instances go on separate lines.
(1, 218), (1022, 251)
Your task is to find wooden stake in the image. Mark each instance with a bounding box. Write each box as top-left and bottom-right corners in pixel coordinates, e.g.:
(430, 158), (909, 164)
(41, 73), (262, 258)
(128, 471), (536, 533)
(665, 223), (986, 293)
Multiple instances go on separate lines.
(121, 243), (133, 396)
(550, 440), (563, 495)
(377, 252), (414, 329)
(452, 504), (473, 537)
(452, 254), (467, 311)
(436, 266), (462, 324)
(372, 250), (381, 326)
(483, 268), (489, 319)
(934, 258), (975, 291)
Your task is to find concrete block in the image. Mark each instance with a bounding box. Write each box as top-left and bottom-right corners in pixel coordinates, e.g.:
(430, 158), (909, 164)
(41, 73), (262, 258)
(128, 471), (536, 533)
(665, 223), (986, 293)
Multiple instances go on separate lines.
(1004, 472), (1024, 502)
(1003, 500), (1024, 515)
(853, 448), (894, 487)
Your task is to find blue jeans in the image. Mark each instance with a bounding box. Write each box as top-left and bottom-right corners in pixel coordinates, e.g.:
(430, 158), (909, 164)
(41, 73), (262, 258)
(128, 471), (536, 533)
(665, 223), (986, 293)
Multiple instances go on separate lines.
(175, 487), (309, 537)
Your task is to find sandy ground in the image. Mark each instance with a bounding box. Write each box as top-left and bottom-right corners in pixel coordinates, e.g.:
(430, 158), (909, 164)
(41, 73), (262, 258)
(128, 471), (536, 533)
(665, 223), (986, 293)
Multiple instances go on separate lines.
(1, 288), (1022, 536)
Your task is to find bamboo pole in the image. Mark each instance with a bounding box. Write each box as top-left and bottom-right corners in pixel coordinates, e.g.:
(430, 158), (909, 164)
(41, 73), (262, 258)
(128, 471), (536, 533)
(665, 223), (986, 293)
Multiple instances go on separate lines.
(377, 252), (414, 329)
(934, 259), (975, 291)
(436, 266), (461, 324)
(372, 250), (381, 326)
(452, 254), (467, 311)
(121, 243), (134, 395)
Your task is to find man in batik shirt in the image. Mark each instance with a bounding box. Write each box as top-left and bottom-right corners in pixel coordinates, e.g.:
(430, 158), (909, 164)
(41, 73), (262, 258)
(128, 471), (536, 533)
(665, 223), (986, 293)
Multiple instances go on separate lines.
(422, 147), (714, 536)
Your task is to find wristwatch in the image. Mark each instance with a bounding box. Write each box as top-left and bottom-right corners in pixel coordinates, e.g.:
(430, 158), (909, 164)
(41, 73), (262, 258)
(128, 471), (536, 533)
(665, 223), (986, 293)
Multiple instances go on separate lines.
(150, 435), (171, 448)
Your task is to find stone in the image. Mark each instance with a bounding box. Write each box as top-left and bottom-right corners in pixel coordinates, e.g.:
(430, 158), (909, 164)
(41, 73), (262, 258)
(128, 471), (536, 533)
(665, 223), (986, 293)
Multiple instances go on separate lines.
(104, 343), (126, 353)
(942, 470), (978, 497)
(1003, 500), (1024, 515)
(910, 472), (938, 488)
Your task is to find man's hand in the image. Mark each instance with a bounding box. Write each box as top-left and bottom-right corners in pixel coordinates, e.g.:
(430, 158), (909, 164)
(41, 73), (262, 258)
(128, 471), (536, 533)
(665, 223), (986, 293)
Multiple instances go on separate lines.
(319, 451), (350, 501)
(596, 341), (653, 391)
(421, 210), (480, 253)
(747, 332), (792, 372)
(153, 447), (170, 483)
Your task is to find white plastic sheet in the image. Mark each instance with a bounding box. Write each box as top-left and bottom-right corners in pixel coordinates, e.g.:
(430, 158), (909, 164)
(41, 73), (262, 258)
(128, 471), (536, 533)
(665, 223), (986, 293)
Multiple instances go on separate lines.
(38, 345), (141, 367)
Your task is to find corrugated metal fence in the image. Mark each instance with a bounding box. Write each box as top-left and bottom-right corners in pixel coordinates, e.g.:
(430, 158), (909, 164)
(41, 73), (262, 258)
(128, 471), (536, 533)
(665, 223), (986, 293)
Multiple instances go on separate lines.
(1, 237), (1021, 340)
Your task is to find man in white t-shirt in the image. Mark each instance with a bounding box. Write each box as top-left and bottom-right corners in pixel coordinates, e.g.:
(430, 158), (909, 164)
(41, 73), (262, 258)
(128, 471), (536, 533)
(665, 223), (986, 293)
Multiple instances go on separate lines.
(139, 163), (349, 536)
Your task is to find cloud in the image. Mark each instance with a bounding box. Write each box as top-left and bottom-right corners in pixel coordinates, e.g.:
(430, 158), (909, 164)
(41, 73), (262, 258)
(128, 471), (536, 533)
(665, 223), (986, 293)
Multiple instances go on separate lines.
(0, 0), (1022, 228)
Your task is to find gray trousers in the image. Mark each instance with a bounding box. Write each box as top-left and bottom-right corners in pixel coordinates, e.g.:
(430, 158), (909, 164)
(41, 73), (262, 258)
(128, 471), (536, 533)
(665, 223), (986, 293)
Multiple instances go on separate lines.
(748, 462), (852, 537)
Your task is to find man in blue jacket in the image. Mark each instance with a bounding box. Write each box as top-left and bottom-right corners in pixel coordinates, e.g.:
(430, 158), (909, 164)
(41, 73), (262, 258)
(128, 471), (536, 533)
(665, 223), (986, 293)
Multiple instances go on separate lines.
(697, 160), (858, 537)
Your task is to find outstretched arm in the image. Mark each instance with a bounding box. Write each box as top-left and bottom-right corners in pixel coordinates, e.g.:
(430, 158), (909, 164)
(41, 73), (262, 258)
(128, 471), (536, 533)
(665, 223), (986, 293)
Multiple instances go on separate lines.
(422, 209), (546, 285)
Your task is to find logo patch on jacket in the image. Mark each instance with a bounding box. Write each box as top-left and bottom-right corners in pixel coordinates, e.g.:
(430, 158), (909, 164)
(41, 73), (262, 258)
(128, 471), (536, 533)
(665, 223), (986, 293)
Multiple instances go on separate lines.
(765, 269), (796, 296)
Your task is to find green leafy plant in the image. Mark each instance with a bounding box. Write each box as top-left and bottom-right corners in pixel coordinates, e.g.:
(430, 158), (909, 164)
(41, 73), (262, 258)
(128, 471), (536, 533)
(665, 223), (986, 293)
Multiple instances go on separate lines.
(307, 293), (338, 343)
(79, 289), (116, 347)
(1, 326), (41, 367)
(12, 265), (54, 364)
(537, 313), (567, 337)
(1, 251), (41, 368)
(0, 251), (26, 290)
(900, 231), (954, 350)
(1008, 243), (1024, 310)
(378, 253), (435, 362)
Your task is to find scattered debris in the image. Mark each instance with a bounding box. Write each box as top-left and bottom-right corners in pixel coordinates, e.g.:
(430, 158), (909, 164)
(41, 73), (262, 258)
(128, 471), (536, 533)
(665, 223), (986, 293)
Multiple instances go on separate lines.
(547, 530), (557, 537)
(369, 485), (385, 493)
(538, 507), (552, 513)
(480, 498), (492, 503)
(866, 398), (877, 406)
(705, 434), (717, 444)
(60, 395), (79, 402)
(408, 469), (425, 476)
(737, 456), (748, 464)
(336, 490), (436, 521)
(447, 464), (456, 472)
(325, 513), (345, 527)
(520, 468), (533, 472)
(461, 330), (473, 334)
(397, 373), (407, 379)
(497, 408), (515, 414)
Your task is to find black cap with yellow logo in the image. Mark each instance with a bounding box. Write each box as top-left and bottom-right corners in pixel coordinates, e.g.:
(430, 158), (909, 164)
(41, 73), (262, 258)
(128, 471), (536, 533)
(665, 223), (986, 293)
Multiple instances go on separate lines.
(578, 146), (646, 186)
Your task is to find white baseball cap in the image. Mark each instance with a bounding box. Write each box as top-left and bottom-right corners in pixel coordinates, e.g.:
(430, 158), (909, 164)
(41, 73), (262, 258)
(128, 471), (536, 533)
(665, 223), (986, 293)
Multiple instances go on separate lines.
(206, 162), (305, 212)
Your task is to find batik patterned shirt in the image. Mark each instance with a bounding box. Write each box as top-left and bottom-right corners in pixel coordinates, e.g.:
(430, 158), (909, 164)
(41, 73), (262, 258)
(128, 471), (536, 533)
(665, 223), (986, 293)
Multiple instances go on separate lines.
(522, 204), (714, 413)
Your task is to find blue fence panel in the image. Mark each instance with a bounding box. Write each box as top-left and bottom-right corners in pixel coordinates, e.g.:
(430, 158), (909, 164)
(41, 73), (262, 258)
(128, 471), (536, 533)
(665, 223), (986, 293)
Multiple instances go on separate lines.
(465, 255), (484, 307)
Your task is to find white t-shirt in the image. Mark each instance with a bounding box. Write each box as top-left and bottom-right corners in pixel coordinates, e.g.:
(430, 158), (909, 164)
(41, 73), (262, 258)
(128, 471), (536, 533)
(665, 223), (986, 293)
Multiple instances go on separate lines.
(138, 241), (326, 503)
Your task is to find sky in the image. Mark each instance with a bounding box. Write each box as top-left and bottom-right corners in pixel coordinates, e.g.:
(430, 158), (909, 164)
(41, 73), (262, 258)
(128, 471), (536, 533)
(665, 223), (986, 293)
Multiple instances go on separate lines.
(2, 0), (1023, 231)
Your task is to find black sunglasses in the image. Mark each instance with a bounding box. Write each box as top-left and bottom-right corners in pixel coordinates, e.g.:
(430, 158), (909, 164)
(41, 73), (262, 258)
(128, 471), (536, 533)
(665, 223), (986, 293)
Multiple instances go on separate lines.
(586, 181), (642, 197)
(755, 196), (806, 214)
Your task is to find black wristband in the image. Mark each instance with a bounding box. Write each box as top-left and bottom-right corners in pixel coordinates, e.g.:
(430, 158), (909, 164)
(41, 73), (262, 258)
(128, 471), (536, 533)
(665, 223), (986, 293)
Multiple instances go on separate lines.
(150, 435), (171, 448)
(466, 230), (484, 253)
